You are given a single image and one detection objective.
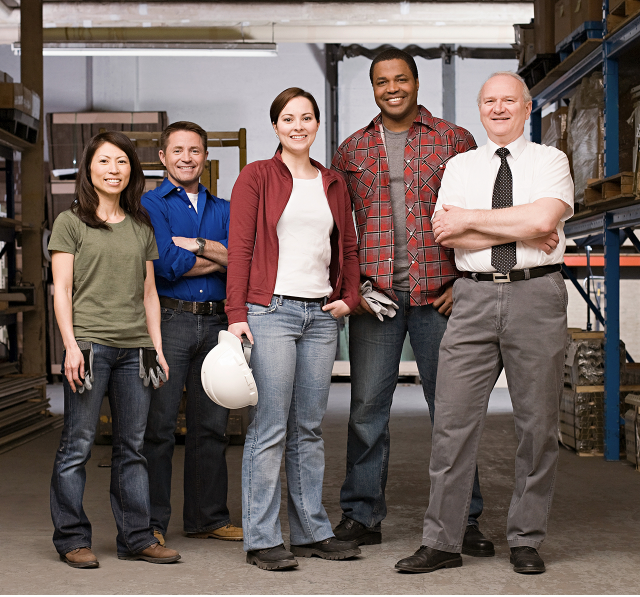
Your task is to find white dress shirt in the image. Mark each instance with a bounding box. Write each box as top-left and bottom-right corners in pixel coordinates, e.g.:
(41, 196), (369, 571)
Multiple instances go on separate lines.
(434, 135), (574, 272)
(273, 170), (334, 298)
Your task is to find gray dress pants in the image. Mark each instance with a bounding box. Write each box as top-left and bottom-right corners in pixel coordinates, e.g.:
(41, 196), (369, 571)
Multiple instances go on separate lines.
(422, 271), (567, 552)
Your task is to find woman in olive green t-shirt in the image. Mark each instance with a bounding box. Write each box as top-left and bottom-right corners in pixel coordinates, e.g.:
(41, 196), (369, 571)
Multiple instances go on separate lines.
(48, 131), (180, 568)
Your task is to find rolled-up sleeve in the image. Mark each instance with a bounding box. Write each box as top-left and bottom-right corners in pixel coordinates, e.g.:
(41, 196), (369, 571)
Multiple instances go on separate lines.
(142, 194), (196, 281)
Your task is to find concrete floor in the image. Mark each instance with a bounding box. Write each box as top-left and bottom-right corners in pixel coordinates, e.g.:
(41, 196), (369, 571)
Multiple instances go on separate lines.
(2, 383), (640, 594)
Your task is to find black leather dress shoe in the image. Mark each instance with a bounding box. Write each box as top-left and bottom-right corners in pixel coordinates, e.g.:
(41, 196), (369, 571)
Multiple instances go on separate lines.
(395, 546), (462, 573)
(461, 525), (495, 557)
(246, 544), (298, 570)
(291, 537), (361, 560)
(333, 518), (381, 546)
(510, 546), (545, 574)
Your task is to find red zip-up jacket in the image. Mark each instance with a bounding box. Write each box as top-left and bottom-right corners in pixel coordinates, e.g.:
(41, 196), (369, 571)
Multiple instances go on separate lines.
(226, 151), (361, 325)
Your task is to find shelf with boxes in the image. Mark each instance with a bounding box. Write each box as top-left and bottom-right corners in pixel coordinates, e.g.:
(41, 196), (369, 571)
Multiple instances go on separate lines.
(0, 69), (41, 147)
(524, 3), (640, 461)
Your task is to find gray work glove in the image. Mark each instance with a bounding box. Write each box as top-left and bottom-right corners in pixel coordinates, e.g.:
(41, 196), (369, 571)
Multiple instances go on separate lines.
(76, 341), (94, 394)
(139, 347), (167, 389)
(360, 280), (399, 321)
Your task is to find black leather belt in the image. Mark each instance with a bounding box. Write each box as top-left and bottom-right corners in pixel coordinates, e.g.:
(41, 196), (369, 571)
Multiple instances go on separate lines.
(280, 295), (327, 304)
(159, 296), (226, 315)
(467, 264), (561, 283)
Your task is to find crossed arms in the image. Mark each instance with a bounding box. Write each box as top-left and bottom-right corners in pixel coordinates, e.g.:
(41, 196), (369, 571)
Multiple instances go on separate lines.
(172, 236), (228, 276)
(432, 197), (569, 255)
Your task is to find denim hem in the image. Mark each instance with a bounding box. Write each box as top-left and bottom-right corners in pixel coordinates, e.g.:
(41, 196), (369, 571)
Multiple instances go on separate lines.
(343, 514), (381, 532)
(118, 538), (158, 557)
(422, 538), (461, 553)
(507, 539), (542, 549)
(57, 543), (91, 556)
(290, 532), (334, 547)
(184, 519), (232, 534)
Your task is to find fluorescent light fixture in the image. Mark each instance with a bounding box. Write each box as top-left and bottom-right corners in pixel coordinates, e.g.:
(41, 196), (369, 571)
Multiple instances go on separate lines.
(12, 42), (277, 57)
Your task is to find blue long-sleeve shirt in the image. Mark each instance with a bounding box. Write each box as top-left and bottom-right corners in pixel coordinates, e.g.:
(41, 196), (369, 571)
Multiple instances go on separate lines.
(142, 178), (230, 302)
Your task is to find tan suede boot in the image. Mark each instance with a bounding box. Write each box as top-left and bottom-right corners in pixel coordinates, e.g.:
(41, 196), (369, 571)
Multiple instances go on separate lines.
(118, 542), (181, 564)
(60, 547), (99, 569)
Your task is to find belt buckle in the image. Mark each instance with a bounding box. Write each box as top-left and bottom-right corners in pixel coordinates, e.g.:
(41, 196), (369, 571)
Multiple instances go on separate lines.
(492, 272), (511, 283)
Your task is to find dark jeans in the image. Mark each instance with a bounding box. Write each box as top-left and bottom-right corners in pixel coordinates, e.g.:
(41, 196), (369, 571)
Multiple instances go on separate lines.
(143, 308), (231, 535)
(341, 290), (484, 530)
(51, 344), (156, 556)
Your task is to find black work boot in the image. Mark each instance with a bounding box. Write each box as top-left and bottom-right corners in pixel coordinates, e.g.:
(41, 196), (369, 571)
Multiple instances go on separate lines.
(461, 525), (495, 557)
(291, 537), (361, 560)
(510, 546), (545, 574)
(246, 544), (299, 570)
(333, 517), (381, 546)
(395, 545), (462, 573)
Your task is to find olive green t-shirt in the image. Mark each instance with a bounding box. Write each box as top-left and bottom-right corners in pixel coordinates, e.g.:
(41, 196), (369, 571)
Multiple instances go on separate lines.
(48, 210), (159, 348)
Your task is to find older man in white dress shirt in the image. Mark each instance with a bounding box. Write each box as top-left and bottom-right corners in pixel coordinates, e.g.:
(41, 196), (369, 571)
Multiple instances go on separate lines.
(395, 71), (574, 575)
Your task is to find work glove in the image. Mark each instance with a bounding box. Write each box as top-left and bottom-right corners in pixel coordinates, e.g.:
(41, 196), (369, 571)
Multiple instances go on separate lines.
(360, 280), (399, 321)
(76, 341), (94, 394)
(139, 347), (167, 389)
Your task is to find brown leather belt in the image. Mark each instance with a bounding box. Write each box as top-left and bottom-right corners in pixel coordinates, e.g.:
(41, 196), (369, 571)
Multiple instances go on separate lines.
(466, 264), (561, 283)
(159, 296), (226, 315)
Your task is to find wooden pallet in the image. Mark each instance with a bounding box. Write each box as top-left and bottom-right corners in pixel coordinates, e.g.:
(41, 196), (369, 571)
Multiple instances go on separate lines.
(583, 172), (636, 206)
(556, 21), (604, 61)
(607, 0), (640, 36)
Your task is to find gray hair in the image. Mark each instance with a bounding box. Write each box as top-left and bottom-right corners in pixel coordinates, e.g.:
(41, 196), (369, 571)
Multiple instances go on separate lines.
(476, 71), (532, 106)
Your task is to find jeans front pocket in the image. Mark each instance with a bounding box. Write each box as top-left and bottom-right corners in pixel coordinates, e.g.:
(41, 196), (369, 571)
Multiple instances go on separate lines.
(246, 298), (278, 316)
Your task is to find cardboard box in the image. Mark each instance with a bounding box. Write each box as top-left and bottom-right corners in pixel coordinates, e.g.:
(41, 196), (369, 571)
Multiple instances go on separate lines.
(571, 0), (604, 30)
(514, 22), (536, 67)
(555, 0), (573, 46)
(0, 83), (25, 111)
(535, 0), (557, 54)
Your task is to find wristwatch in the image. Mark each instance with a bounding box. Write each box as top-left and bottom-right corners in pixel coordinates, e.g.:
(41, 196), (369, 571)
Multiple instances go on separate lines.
(195, 237), (206, 256)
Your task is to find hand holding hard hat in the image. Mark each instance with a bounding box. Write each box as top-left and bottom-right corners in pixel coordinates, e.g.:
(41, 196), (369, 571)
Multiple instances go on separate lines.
(201, 330), (258, 409)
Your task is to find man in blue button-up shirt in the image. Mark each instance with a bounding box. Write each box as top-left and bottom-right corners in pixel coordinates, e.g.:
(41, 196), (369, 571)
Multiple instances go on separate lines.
(142, 121), (242, 545)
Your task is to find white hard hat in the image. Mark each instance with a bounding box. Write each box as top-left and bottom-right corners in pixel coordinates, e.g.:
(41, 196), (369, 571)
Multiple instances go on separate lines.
(201, 330), (258, 409)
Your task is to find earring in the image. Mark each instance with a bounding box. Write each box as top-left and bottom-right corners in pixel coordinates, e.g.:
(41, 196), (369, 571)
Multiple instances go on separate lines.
(275, 133), (279, 139)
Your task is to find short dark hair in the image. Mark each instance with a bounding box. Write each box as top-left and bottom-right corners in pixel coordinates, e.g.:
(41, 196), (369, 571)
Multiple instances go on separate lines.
(160, 121), (207, 153)
(270, 87), (321, 125)
(73, 131), (151, 230)
(369, 48), (419, 84)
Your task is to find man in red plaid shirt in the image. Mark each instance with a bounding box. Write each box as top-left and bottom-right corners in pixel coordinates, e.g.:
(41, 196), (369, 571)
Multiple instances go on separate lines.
(331, 48), (493, 557)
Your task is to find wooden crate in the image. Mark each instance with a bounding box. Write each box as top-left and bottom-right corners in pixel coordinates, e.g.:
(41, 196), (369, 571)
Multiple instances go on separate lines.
(583, 172), (636, 206)
(607, 0), (640, 35)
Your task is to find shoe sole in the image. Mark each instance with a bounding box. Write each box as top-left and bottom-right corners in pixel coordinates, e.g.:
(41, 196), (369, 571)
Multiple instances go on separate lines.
(290, 545), (361, 560)
(395, 557), (462, 573)
(187, 532), (243, 541)
(246, 553), (299, 570)
(118, 554), (181, 564)
(60, 555), (99, 569)
(461, 546), (495, 557)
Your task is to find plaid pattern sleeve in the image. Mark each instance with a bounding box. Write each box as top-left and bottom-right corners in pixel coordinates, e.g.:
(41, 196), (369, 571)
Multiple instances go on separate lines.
(332, 106), (477, 306)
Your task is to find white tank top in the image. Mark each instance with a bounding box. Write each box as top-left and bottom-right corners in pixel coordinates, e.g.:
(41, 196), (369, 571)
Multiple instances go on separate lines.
(273, 170), (334, 298)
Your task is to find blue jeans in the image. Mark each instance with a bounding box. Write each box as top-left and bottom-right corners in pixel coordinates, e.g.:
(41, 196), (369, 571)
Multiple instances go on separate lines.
(142, 308), (230, 535)
(50, 344), (157, 556)
(242, 296), (337, 551)
(342, 290), (484, 529)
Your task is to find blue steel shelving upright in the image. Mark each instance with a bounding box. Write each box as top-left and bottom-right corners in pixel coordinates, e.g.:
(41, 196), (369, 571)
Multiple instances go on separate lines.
(530, 2), (640, 461)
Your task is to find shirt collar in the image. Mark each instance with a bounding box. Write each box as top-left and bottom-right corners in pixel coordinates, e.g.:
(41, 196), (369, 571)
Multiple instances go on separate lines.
(158, 177), (210, 200)
(485, 134), (527, 161)
(368, 105), (434, 133)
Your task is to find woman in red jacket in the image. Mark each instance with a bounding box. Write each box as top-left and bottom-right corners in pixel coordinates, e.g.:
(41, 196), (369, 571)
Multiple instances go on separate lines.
(227, 87), (360, 570)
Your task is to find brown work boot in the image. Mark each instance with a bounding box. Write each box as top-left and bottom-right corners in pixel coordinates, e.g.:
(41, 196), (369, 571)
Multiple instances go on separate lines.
(60, 547), (99, 569)
(187, 524), (243, 541)
(153, 530), (166, 547)
(118, 542), (181, 564)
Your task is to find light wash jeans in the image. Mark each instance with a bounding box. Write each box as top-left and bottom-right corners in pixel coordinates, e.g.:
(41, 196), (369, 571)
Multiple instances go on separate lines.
(50, 344), (157, 557)
(242, 296), (338, 551)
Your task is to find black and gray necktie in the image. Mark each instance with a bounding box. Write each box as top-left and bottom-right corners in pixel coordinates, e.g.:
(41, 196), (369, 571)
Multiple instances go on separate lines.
(491, 147), (517, 275)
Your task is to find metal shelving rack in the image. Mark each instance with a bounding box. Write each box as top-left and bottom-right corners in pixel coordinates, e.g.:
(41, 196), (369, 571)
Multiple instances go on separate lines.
(530, 3), (640, 461)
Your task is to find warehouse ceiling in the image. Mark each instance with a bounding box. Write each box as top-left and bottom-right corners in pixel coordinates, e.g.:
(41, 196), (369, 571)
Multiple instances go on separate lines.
(0, 1), (534, 44)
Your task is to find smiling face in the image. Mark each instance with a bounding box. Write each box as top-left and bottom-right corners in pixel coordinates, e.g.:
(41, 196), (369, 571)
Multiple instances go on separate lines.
(273, 96), (320, 157)
(159, 130), (208, 193)
(479, 74), (532, 146)
(372, 58), (419, 131)
(89, 142), (131, 201)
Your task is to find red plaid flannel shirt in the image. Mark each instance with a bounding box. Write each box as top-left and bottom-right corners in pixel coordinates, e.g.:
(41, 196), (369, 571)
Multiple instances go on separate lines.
(331, 106), (477, 306)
